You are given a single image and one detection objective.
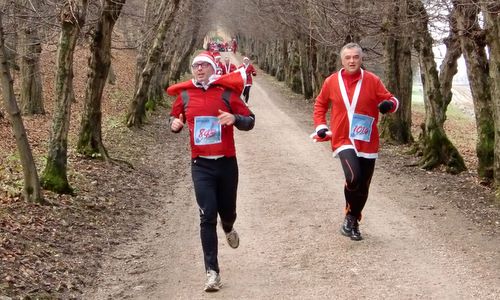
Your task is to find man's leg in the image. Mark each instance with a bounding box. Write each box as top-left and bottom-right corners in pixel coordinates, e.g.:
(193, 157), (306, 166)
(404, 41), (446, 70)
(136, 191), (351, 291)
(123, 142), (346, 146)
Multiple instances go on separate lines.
(338, 149), (376, 240)
(242, 86), (251, 103)
(192, 158), (220, 273)
(216, 157), (238, 233)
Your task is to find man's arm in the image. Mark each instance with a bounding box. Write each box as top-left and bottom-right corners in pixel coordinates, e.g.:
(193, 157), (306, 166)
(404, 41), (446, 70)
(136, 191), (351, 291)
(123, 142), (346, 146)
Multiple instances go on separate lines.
(375, 79), (399, 113)
(228, 93), (255, 131)
(169, 95), (185, 133)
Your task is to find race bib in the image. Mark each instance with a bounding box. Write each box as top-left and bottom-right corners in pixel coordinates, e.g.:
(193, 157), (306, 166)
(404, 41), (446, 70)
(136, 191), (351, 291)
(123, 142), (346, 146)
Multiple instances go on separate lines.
(194, 116), (222, 145)
(350, 113), (374, 142)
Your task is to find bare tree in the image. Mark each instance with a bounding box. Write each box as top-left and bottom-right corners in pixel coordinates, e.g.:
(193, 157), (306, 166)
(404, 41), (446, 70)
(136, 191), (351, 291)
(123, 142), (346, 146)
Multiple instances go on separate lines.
(379, 0), (414, 144)
(126, 0), (181, 128)
(77, 0), (126, 160)
(0, 12), (43, 203)
(479, 1), (500, 196)
(41, 0), (89, 194)
(18, 0), (44, 115)
(409, 0), (466, 173)
(452, 0), (494, 181)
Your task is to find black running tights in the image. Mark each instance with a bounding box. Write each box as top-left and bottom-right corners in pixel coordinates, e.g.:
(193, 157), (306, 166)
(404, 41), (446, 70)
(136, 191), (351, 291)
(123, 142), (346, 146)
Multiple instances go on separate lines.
(191, 156), (238, 273)
(337, 149), (376, 220)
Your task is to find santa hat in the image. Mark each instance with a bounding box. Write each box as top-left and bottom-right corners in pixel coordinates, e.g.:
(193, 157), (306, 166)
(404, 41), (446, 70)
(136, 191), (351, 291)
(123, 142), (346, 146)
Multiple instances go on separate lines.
(192, 51), (217, 71)
(212, 51), (221, 59)
(243, 57), (249, 61)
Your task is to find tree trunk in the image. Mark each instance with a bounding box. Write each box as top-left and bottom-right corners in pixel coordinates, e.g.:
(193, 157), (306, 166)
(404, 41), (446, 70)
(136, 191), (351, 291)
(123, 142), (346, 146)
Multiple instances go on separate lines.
(168, 16), (203, 85)
(126, 0), (181, 128)
(454, 0), (494, 181)
(19, 0), (44, 115)
(410, 0), (466, 174)
(77, 0), (126, 159)
(0, 13), (43, 203)
(298, 39), (313, 99)
(380, 0), (414, 144)
(481, 3), (500, 197)
(42, 0), (88, 194)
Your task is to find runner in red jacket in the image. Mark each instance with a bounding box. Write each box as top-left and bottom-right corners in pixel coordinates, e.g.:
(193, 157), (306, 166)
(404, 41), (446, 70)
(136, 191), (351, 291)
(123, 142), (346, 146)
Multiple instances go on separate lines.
(221, 57), (237, 75)
(238, 57), (257, 104)
(167, 51), (255, 292)
(312, 42), (398, 241)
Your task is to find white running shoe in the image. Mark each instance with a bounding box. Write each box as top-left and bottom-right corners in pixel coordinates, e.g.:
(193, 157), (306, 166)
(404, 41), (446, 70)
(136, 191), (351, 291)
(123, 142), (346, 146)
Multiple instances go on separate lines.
(204, 270), (222, 292)
(225, 229), (240, 249)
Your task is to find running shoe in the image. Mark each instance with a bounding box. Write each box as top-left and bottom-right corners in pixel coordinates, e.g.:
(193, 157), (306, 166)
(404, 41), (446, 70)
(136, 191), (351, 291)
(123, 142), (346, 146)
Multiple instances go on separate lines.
(204, 270), (222, 292)
(225, 228), (240, 249)
(340, 214), (363, 241)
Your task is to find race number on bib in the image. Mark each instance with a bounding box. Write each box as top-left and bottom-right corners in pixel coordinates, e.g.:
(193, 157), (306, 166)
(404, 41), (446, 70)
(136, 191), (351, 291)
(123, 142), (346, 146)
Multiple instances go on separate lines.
(194, 116), (222, 145)
(350, 113), (374, 142)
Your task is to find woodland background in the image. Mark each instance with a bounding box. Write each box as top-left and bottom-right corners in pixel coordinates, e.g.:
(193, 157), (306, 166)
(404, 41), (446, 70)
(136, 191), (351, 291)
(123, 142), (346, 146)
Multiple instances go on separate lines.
(0, 0), (499, 298)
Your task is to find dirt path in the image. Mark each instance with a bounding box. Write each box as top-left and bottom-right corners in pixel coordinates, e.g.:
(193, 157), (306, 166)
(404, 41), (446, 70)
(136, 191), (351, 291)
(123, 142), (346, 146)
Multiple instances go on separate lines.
(85, 56), (500, 299)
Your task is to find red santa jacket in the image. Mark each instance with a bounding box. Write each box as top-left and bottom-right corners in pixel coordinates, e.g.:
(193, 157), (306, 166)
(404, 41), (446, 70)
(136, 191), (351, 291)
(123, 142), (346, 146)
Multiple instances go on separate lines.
(222, 62), (237, 75)
(215, 61), (224, 75)
(167, 71), (254, 158)
(313, 69), (398, 158)
(238, 63), (256, 86)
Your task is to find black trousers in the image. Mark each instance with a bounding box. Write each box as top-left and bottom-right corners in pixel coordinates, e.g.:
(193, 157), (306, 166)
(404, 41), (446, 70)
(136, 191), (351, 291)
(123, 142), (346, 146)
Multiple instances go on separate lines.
(191, 156), (238, 273)
(243, 86), (251, 103)
(337, 149), (376, 220)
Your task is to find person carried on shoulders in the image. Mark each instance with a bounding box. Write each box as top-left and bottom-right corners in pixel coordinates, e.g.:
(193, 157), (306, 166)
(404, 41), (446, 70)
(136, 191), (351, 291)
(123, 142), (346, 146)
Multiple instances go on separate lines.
(166, 50), (255, 292)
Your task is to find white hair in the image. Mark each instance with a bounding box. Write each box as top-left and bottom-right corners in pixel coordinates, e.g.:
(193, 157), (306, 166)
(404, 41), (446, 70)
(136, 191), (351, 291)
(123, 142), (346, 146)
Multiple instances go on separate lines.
(340, 43), (363, 58)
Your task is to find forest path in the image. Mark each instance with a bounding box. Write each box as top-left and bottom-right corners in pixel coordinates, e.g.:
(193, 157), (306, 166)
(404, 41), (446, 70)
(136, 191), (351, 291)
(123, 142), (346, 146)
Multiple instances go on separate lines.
(85, 53), (499, 300)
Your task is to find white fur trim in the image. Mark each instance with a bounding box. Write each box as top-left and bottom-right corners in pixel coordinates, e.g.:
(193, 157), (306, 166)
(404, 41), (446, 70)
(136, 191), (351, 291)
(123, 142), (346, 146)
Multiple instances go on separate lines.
(332, 145), (356, 157)
(192, 56), (216, 72)
(391, 96), (399, 112)
(333, 146), (378, 159)
(315, 124), (329, 133)
(357, 152), (378, 159)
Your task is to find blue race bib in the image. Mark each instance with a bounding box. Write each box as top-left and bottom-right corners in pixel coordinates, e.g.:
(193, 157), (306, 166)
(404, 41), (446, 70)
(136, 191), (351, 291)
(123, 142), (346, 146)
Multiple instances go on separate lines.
(193, 116), (222, 145)
(350, 113), (374, 142)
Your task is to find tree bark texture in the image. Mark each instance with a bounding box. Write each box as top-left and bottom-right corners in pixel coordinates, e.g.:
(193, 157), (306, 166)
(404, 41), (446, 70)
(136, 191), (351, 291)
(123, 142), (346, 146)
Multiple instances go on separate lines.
(167, 9), (204, 86)
(480, 3), (500, 196)
(77, 0), (126, 159)
(19, 0), (44, 115)
(379, 0), (414, 144)
(410, 0), (466, 174)
(42, 0), (88, 194)
(0, 13), (43, 203)
(126, 0), (181, 128)
(454, 0), (494, 181)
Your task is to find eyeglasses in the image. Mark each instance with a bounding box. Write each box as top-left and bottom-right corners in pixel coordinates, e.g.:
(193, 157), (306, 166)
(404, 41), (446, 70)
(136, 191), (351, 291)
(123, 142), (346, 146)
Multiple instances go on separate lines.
(191, 62), (211, 69)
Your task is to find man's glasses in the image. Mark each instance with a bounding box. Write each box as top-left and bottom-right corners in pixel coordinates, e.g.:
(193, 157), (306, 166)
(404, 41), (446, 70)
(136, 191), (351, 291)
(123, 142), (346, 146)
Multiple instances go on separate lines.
(191, 62), (211, 69)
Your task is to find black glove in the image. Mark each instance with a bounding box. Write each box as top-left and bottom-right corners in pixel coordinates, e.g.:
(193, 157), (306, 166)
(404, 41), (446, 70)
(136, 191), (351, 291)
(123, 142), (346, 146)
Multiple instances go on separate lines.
(378, 100), (394, 114)
(317, 128), (328, 138)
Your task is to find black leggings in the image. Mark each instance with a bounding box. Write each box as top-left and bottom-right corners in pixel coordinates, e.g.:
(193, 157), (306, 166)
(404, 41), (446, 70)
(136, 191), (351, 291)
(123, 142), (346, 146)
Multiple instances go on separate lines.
(337, 149), (376, 220)
(191, 156), (238, 273)
(243, 86), (251, 103)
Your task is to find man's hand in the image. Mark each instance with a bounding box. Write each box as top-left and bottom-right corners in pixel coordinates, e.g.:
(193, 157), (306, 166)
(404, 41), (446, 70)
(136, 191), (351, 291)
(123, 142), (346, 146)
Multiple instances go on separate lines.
(218, 109), (236, 126)
(310, 129), (332, 142)
(378, 100), (394, 114)
(170, 113), (184, 132)
(317, 128), (328, 138)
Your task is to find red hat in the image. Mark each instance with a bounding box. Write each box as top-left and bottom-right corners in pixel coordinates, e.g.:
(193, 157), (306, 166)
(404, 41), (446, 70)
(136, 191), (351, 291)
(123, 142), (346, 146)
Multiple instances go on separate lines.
(192, 51), (217, 71)
(212, 51), (221, 59)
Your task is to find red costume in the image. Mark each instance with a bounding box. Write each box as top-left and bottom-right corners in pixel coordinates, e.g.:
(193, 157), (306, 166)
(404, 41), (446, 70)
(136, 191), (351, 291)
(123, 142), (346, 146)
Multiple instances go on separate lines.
(313, 69), (398, 158)
(167, 70), (252, 158)
(222, 62), (237, 75)
(238, 62), (256, 86)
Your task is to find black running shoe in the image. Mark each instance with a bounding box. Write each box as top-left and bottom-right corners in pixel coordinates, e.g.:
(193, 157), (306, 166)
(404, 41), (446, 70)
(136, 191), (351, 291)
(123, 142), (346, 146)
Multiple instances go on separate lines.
(340, 214), (356, 237)
(350, 221), (362, 241)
